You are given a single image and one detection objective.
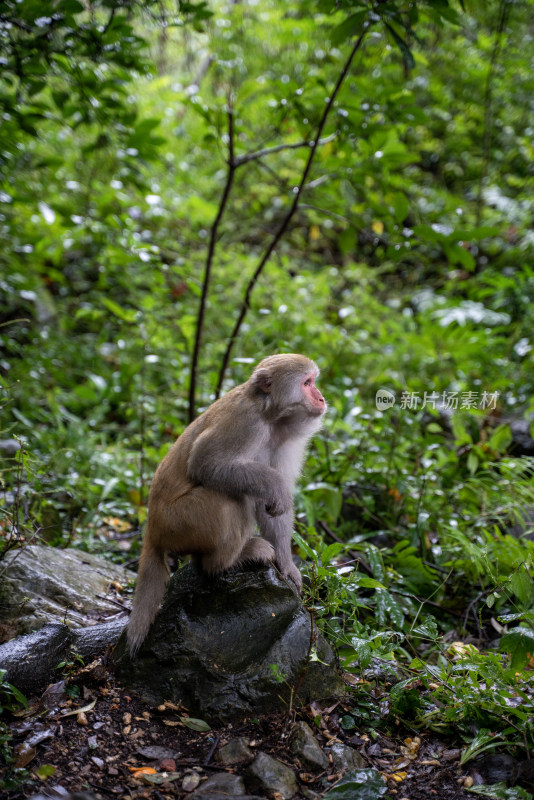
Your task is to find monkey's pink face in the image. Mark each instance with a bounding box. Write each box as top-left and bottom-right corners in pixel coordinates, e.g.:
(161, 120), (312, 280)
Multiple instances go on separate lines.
(303, 373), (326, 415)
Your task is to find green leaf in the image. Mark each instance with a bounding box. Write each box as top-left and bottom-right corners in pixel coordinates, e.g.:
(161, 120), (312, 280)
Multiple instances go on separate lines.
(323, 768), (387, 798)
(348, 636), (372, 668)
(466, 783), (533, 799)
(12, 408), (33, 428)
(499, 627), (534, 671)
(356, 577), (386, 590)
(320, 542), (345, 565)
(179, 716), (211, 732)
(384, 23), (415, 70)
(509, 570), (533, 606)
(340, 714), (357, 731)
(392, 192), (409, 223)
(467, 450), (479, 475)
(306, 483), (343, 524)
(0, 680), (28, 709)
(102, 297), (137, 323)
(498, 611), (534, 624)
(376, 588), (405, 629)
(36, 764), (56, 779)
(488, 425), (512, 454)
(331, 10), (368, 46)
(142, 772), (181, 785)
(448, 243), (476, 271)
(293, 530), (317, 561)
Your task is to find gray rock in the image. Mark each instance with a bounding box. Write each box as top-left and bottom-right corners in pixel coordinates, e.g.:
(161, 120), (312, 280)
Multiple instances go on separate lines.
(0, 439), (21, 456)
(136, 745), (178, 761)
(114, 562), (345, 722)
(328, 742), (366, 773)
(289, 721), (328, 771)
(507, 417), (534, 456)
(245, 751), (298, 799)
(0, 544), (134, 637)
(0, 618), (127, 696)
(190, 773), (247, 797)
(0, 623), (72, 695)
(189, 771), (264, 799)
(215, 737), (254, 764)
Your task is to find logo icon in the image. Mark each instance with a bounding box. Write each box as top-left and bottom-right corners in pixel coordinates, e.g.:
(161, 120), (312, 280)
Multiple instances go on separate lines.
(376, 389), (396, 410)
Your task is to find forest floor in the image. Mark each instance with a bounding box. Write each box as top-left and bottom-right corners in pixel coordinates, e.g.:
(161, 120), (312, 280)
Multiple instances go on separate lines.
(2, 661), (499, 800)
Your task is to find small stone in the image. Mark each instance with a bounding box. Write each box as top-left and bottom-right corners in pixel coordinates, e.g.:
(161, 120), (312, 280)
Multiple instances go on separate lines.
(191, 773), (246, 797)
(136, 745), (178, 761)
(246, 752), (298, 800)
(289, 722), (328, 771)
(327, 742), (366, 773)
(182, 772), (201, 792)
(215, 737), (253, 765)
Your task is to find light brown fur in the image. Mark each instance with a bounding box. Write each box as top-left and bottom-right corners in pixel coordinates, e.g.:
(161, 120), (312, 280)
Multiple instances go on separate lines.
(126, 354), (326, 654)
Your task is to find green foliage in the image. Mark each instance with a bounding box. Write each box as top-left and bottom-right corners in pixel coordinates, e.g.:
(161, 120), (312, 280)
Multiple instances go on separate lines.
(2, 0), (534, 763)
(0, 669), (28, 715)
(0, 670), (28, 790)
(467, 785), (533, 800)
(322, 768), (388, 799)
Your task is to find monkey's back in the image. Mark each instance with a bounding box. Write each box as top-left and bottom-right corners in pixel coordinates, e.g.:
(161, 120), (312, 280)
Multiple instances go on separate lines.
(147, 384), (250, 508)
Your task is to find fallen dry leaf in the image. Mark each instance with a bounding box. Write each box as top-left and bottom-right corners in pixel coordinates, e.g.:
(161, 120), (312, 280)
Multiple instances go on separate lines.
(60, 699), (96, 718)
(129, 766), (157, 776)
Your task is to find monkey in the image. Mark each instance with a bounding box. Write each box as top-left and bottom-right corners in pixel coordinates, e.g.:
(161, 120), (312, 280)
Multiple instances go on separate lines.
(126, 353), (327, 655)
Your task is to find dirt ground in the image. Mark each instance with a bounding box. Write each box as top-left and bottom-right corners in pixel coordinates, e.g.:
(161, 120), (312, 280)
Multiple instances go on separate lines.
(1, 658), (503, 800)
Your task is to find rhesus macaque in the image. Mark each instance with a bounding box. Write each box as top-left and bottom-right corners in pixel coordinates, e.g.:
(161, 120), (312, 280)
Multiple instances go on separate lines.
(126, 354), (327, 654)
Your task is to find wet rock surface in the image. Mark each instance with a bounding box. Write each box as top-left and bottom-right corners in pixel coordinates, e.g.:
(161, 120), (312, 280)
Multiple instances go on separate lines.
(215, 736), (254, 764)
(113, 562), (346, 722)
(289, 721), (329, 771)
(0, 544), (133, 639)
(245, 751), (299, 799)
(327, 741), (366, 773)
(0, 619), (126, 695)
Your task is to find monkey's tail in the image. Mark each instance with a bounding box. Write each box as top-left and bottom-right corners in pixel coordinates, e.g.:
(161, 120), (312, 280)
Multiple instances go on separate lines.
(126, 540), (169, 656)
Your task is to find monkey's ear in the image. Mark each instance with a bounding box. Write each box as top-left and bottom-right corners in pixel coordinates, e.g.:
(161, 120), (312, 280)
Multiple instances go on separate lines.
(252, 368), (272, 394)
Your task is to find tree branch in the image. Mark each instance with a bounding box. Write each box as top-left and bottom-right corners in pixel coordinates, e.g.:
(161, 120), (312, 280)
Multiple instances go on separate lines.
(475, 0), (510, 228)
(188, 99), (235, 421)
(215, 29), (369, 397)
(234, 133), (337, 168)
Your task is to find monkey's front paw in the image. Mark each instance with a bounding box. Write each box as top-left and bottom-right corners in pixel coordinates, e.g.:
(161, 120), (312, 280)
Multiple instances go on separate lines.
(265, 493), (293, 517)
(282, 563), (303, 592)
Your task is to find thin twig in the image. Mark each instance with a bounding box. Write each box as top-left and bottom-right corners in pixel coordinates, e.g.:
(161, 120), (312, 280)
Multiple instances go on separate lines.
(188, 99), (235, 421)
(215, 29), (369, 397)
(475, 0), (510, 228)
(234, 133), (337, 167)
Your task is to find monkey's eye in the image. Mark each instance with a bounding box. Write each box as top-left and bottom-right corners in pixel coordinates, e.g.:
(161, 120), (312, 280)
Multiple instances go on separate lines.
(304, 378), (312, 387)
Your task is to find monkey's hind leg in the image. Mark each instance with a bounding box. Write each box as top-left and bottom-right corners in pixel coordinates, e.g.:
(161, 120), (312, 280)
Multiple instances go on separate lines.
(236, 536), (275, 565)
(201, 536), (274, 576)
(200, 535), (274, 574)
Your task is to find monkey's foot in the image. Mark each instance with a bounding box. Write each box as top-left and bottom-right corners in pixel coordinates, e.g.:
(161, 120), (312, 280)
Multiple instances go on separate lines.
(238, 536), (275, 564)
(280, 561), (303, 592)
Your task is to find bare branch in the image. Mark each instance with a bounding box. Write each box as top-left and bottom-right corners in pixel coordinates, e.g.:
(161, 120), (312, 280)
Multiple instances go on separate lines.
(234, 133), (337, 168)
(215, 30), (369, 397)
(188, 98), (235, 421)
